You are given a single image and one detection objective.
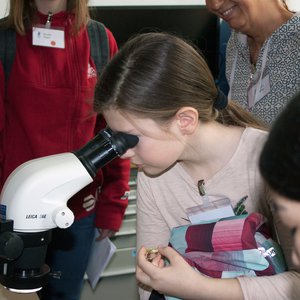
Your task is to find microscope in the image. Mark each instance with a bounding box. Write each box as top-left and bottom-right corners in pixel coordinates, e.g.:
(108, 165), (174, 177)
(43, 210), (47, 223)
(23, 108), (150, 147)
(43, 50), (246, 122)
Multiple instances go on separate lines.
(0, 128), (138, 293)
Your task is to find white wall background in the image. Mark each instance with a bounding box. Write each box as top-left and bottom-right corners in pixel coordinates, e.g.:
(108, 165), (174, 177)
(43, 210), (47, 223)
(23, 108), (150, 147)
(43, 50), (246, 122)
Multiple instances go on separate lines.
(0, 0), (204, 18)
(1, 0), (300, 19)
(286, 0), (300, 11)
(88, 0), (300, 9)
(89, 0), (203, 5)
(0, 1), (9, 18)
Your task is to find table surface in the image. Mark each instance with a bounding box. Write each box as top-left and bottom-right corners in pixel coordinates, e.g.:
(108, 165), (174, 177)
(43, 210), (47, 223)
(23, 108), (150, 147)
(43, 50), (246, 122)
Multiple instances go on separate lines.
(0, 285), (38, 300)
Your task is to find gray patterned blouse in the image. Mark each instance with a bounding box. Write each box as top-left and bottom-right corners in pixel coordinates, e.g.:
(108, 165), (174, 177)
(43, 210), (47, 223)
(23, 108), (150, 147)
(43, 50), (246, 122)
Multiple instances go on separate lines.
(226, 12), (300, 124)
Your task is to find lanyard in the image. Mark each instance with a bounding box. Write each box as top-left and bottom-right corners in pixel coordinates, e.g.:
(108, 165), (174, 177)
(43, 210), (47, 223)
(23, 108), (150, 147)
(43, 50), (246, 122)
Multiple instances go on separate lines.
(45, 12), (53, 29)
(228, 37), (270, 108)
(248, 39), (270, 108)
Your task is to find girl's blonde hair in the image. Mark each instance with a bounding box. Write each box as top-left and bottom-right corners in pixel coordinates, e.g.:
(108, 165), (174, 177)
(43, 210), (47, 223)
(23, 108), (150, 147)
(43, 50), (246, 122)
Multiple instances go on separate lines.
(94, 32), (266, 130)
(3, 0), (90, 35)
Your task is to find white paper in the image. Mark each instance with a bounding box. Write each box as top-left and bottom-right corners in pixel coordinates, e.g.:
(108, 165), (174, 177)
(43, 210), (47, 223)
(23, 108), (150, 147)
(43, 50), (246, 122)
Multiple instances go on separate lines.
(188, 205), (235, 224)
(86, 231), (116, 290)
(187, 198), (235, 224)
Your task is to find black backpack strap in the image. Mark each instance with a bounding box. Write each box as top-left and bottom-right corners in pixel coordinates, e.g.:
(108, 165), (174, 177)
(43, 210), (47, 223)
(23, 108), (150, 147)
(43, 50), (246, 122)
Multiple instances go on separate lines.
(87, 19), (109, 76)
(0, 19), (108, 80)
(0, 26), (16, 82)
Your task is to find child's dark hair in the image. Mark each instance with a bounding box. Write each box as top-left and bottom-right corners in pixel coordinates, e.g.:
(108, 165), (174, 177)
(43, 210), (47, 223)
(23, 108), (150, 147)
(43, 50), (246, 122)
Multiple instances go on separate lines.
(260, 92), (300, 200)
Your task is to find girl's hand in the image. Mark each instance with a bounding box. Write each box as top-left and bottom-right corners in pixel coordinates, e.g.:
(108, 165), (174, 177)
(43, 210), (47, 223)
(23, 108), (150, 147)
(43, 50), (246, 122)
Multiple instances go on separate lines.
(136, 246), (243, 300)
(136, 246), (201, 298)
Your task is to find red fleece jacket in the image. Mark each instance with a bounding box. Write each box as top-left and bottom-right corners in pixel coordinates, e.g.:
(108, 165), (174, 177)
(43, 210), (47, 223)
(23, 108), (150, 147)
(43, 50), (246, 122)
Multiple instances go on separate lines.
(0, 11), (130, 231)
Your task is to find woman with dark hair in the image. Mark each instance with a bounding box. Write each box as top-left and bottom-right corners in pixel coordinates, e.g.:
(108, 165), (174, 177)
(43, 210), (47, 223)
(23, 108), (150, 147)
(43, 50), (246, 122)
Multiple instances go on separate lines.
(94, 32), (300, 300)
(260, 92), (300, 268)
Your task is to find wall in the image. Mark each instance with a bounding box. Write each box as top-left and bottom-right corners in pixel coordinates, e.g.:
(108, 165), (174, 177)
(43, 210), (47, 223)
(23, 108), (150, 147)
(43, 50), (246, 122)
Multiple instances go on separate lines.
(0, 0), (203, 18)
(89, 0), (203, 5)
(287, 0), (300, 11)
(1, 0), (300, 18)
(0, 1), (9, 18)
(90, 0), (300, 9)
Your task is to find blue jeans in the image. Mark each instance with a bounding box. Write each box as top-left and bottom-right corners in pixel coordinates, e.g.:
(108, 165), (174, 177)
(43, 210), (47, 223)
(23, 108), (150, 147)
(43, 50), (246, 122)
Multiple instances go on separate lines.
(40, 213), (95, 300)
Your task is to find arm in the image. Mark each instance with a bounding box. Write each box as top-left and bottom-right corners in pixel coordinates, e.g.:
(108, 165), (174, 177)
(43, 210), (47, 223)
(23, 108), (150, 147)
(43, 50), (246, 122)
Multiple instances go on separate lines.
(92, 29), (131, 234)
(136, 246), (243, 300)
(136, 180), (300, 300)
(93, 116), (131, 232)
(95, 155), (130, 231)
(136, 172), (171, 249)
(136, 172), (172, 250)
(135, 172), (244, 300)
(136, 173), (177, 300)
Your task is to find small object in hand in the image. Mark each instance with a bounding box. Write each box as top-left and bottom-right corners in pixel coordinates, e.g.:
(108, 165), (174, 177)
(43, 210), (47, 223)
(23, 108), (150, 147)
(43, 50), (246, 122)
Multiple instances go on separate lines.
(145, 248), (159, 262)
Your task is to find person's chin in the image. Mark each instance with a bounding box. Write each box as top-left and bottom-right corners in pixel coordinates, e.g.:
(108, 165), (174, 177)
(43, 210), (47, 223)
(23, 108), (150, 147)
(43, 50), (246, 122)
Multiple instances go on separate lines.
(140, 166), (167, 178)
(141, 163), (176, 178)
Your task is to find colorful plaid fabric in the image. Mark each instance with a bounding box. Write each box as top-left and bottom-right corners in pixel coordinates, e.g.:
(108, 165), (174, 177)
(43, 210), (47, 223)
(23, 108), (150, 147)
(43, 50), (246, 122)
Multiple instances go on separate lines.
(169, 213), (286, 278)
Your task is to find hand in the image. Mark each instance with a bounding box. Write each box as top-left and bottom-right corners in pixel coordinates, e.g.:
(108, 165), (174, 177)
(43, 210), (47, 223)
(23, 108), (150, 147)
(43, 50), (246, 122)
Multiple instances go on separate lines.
(82, 194), (96, 212)
(95, 228), (116, 241)
(136, 246), (202, 299)
(137, 247), (164, 291)
(136, 246), (243, 300)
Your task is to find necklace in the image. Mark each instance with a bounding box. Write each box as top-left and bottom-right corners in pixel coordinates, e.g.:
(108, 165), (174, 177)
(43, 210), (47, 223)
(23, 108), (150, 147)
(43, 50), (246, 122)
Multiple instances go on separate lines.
(250, 63), (256, 80)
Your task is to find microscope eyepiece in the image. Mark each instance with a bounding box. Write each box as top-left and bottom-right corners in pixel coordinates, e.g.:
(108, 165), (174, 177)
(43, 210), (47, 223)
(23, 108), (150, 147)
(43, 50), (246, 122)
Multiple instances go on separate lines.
(110, 132), (139, 155)
(73, 128), (139, 177)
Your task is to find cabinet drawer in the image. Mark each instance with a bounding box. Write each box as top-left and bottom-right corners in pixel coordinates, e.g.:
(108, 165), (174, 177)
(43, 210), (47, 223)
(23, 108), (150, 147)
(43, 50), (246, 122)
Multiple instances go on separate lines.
(111, 233), (136, 249)
(102, 247), (136, 277)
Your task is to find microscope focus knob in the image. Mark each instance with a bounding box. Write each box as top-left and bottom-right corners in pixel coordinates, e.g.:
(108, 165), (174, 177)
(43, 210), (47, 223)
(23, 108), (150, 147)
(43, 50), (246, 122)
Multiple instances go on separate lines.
(0, 232), (24, 261)
(53, 208), (74, 229)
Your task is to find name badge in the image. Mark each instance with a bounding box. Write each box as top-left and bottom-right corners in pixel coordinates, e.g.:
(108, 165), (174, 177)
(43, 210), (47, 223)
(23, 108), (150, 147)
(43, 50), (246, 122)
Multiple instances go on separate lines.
(186, 198), (235, 224)
(32, 26), (65, 49)
(248, 71), (271, 109)
(256, 73), (271, 101)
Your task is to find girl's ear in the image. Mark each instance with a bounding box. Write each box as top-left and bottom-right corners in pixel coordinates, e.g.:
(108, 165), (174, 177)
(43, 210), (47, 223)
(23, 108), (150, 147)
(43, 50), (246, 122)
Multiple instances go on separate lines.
(175, 107), (199, 135)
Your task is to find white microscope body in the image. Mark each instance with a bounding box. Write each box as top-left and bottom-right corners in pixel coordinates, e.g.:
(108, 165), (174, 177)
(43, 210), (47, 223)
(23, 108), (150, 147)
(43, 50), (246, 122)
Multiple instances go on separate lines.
(0, 153), (92, 233)
(0, 128), (138, 293)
